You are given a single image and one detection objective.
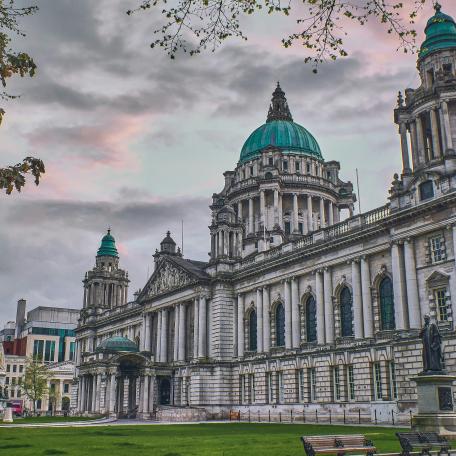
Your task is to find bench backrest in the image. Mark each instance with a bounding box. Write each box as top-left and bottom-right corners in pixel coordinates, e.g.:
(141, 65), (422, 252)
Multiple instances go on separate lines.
(420, 433), (449, 446)
(303, 435), (368, 449)
(396, 433), (427, 445)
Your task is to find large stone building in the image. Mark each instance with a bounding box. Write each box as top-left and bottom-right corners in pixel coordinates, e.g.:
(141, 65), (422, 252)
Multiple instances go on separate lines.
(75, 5), (456, 422)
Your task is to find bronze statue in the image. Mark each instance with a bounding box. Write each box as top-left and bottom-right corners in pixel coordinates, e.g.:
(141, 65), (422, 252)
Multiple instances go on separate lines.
(419, 314), (444, 373)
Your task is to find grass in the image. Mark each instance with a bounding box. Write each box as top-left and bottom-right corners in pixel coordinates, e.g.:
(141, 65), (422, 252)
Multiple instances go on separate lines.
(0, 422), (407, 456)
(1, 415), (102, 424)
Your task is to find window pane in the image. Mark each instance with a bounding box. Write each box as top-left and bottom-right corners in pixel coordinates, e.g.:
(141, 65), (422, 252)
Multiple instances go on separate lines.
(419, 180), (434, 200)
(275, 303), (285, 347)
(380, 277), (395, 330)
(340, 287), (353, 337)
(306, 296), (317, 342)
(249, 310), (257, 351)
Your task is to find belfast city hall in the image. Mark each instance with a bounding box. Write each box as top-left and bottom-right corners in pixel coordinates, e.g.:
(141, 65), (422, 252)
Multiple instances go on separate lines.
(75, 5), (456, 422)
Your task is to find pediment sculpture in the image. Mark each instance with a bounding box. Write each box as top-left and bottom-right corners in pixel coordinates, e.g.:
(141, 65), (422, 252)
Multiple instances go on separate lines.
(147, 261), (194, 297)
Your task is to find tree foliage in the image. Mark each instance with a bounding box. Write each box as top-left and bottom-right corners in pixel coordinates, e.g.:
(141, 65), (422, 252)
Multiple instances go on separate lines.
(128, 0), (429, 65)
(0, 0), (44, 194)
(18, 357), (50, 415)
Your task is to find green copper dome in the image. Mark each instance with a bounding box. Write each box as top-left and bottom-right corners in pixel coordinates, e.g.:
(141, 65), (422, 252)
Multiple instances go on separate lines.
(95, 336), (138, 353)
(97, 229), (119, 257)
(240, 83), (322, 164)
(420, 3), (456, 58)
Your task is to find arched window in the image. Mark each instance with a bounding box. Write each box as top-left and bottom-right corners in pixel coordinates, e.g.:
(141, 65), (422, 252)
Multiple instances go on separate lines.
(306, 296), (317, 342)
(265, 172), (273, 179)
(379, 277), (395, 330)
(275, 303), (285, 347)
(249, 310), (257, 351)
(340, 287), (353, 337)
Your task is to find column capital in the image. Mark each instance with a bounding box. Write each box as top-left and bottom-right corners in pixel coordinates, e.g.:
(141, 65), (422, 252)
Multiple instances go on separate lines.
(350, 257), (360, 264)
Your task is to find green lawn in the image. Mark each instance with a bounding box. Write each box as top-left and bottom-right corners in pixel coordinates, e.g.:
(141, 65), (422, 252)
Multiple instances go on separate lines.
(1, 415), (102, 424)
(0, 423), (406, 456)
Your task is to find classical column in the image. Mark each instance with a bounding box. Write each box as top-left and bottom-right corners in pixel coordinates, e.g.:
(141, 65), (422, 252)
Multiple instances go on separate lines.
(109, 374), (116, 414)
(292, 193), (299, 233)
(404, 239), (421, 328)
(278, 192), (283, 228)
(237, 294), (244, 358)
(442, 100), (454, 151)
(160, 309), (168, 362)
(360, 256), (373, 338)
(409, 121), (419, 168)
(307, 195), (313, 232)
(333, 205), (339, 223)
(416, 115), (426, 164)
(77, 377), (82, 412)
(351, 259), (363, 339)
(178, 303), (186, 361)
(237, 200), (242, 223)
(248, 198), (254, 234)
(262, 286), (270, 352)
(291, 277), (300, 348)
(323, 268), (334, 343)
(391, 242), (407, 330)
(79, 377), (85, 412)
(95, 374), (101, 412)
(193, 298), (199, 359)
(156, 311), (162, 361)
(319, 197), (326, 228)
(256, 288), (264, 352)
(328, 201), (334, 226)
(91, 374), (97, 412)
(198, 295), (207, 358)
(173, 305), (180, 361)
(429, 108), (442, 158)
(273, 189), (279, 226)
(142, 375), (150, 414)
(260, 190), (266, 228)
(144, 313), (151, 352)
(399, 122), (411, 173)
(315, 270), (325, 344)
(284, 280), (292, 349)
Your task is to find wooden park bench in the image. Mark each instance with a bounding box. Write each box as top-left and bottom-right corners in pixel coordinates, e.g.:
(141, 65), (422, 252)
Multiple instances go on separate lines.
(396, 432), (450, 456)
(301, 435), (376, 456)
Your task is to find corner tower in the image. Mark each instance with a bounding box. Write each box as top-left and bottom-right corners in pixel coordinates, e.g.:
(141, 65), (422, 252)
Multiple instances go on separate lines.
(81, 230), (129, 321)
(393, 2), (456, 209)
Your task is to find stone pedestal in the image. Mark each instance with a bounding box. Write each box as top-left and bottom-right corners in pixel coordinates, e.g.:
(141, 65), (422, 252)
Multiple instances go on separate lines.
(3, 407), (13, 423)
(411, 374), (456, 436)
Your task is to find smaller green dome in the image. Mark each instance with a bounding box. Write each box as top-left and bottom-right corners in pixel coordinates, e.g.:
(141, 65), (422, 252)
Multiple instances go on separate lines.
(97, 229), (119, 257)
(95, 336), (138, 353)
(420, 3), (456, 58)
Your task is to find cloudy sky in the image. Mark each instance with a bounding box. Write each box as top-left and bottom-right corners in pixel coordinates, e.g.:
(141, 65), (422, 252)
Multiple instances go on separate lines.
(0, 0), (453, 323)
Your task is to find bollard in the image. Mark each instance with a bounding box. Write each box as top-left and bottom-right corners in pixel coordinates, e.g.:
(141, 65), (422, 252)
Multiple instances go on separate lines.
(238, 409), (241, 422)
(316, 409), (318, 423)
(329, 409), (332, 424)
(268, 409), (271, 422)
(229, 409), (232, 422)
(303, 408), (306, 423)
(391, 409), (395, 425)
(258, 410), (260, 422)
(409, 410), (412, 427)
(291, 409), (293, 423)
(279, 411), (282, 423)
(343, 410), (346, 424)
(374, 409), (377, 425)
(358, 410), (361, 424)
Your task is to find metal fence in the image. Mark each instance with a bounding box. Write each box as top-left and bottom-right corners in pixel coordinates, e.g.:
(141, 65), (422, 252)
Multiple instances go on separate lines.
(224, 408), (413, 426)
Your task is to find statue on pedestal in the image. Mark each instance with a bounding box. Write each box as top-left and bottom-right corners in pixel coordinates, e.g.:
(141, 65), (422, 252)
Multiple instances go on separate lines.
(419, 314), (444, 374)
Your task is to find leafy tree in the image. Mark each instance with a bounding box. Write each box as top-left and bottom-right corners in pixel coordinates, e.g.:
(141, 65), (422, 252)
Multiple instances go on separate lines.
(18, 357), (50, 415)
(0, 0), (44, 194)
(128, 0), (430, 65)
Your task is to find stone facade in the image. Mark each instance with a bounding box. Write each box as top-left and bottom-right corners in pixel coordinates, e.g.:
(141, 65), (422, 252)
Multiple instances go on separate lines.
(75, 6), (456, 422)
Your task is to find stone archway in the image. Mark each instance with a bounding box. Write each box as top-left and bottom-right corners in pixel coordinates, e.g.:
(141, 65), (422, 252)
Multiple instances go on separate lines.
(115, 355), (145, 418)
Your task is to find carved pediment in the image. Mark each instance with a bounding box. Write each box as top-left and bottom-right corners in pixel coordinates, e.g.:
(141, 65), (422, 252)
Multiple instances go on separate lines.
(426, 270), (450, 287)
(143, 260), (196, 299)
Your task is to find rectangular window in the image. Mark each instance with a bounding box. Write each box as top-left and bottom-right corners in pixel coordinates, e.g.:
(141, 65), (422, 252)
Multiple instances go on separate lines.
(333, 366), (341, 401)
(283, 161), (288, 171)
(44, 340), (56, 362)
(17, 390), (21, 398)
(33, 339), (44, 360)
(277, 372), (284, 404)
(389, 362), (398, 400)
(12, 365), (16, 373)
(19, 365), (23, 373)
(348, 365), (355, 401)
(249, 374), (255, 403)
(284, 221), (291, 235)
(6, 364), (10, 372)
(69, 342), (76, 361)
(295, 162), (300, 172)
(11, 378), (15, 386)
(309, 368), (317, 402)
(435, 288), (449, 321)
(298, 369), (305, 402)
(306, 163), (310, 174)
(327, 171), (331, 180)
(298, 222), (303, 234)
(373, 363), (382, 400)
(250, 166), (254, 177)
(430, 236), (443, 263)
(267, 372), (274, 404)
(268, 157), (273, 166)
(64, 383), (69, 394)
